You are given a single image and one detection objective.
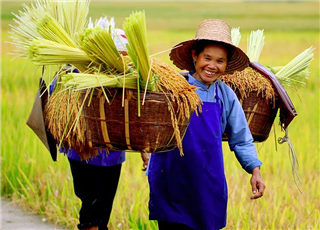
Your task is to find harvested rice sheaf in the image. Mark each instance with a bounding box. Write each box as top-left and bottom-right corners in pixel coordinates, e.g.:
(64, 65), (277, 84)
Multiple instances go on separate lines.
(221, 67), (276, 108)
(151, 57), (202, 155)
(45, 59), (202, 159)
(44, 89), (96, 160)
(152, 57), (202, 118)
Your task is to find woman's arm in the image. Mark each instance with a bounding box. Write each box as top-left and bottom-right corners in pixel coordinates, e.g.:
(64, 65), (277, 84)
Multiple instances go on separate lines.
(220, 83), (266, 199)
(222, 84), (262, 173)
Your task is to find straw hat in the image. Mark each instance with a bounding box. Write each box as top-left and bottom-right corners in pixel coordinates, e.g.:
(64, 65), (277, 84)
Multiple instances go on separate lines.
(26, 78), (57, 161)
(169, 19), (249, 75)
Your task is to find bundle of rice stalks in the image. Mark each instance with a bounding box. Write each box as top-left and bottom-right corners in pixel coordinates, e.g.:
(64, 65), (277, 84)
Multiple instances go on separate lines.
(231, 27), (241, 47)
(28, 38), (91, 66)
(10, 1), (202, 158)
(123, 11), (156, 91)
(247, 29), (265, 62)
(221, 67), (276, 107)
(9, 2), (46, 57)
(151, 57), (202, 154)
(39, 0), (90, 42)
(61, 72), (138, 91)
(78, 26), (129, 73)
(267, 46), (315, 88)
(44, 68), (95, 155)
(9, 0), (90, 59)
(152, 57), (201, 119)
(44, 89), (95, 160)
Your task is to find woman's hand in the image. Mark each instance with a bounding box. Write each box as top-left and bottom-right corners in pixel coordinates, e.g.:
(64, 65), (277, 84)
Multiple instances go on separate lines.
(250, 167), (266, 199)
(141, 152), (151, 171)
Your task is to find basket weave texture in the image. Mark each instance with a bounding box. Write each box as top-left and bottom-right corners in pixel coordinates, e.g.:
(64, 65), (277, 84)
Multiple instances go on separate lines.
(81, 88), (191, 153)
(222, 90), (278, 142)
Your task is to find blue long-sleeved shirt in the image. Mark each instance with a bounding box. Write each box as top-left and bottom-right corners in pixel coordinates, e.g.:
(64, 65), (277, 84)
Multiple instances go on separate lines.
(147, 73), (262, 174)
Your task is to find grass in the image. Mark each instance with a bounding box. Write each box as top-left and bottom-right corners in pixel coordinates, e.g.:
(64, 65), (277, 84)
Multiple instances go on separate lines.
(1, 1), (319, 230)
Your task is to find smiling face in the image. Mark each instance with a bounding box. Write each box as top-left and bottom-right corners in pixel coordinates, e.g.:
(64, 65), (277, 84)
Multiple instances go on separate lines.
(192, 43), (228, 87)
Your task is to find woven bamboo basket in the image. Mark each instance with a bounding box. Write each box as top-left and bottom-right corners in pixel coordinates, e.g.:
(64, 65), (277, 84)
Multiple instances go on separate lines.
(222, 90), (279, 142)
(80, 88), (192, 153)
(221, 66), (279, 142)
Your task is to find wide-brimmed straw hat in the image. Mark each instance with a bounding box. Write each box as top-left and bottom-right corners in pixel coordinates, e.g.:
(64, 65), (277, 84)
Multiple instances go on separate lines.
(169, 19), (249, 75)
(26, 78), (57, 161)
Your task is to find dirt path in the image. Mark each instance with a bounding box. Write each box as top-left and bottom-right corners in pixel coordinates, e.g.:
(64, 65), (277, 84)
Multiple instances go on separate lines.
(0, 198), (69, 230)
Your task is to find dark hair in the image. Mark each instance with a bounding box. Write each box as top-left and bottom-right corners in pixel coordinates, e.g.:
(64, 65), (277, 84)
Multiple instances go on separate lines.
(192, 40), (233, 61)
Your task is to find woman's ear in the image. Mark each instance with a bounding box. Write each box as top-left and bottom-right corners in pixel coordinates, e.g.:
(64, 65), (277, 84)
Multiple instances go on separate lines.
(191, 49), (197, 63)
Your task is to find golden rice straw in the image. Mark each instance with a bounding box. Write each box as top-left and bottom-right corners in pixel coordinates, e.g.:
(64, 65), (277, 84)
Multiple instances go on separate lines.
(221, 67), (276, 108)
(152, 57), (202, 119)
(44, 89), (95, 160)
(151, 57), (202, 155)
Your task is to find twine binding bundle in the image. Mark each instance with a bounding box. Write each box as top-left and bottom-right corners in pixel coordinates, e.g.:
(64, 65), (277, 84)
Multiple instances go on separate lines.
(221, 66), (278, 142)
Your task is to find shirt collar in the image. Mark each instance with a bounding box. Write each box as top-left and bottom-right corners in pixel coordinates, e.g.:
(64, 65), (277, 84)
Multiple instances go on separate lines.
(188, 71), (219, 90)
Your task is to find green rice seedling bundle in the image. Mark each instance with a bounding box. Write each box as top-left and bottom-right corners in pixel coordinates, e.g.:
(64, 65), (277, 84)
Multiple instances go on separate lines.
(123, 11), (151, 86)
(267, 46), (315, 87)
(9, 0), (90, 59)
(78, 26), (129, 73)
(9, 0), (201, 158)
(231, 27), (241, 47)
(247, 29), (265, 62)
(39, 0), (90, 42)
(61, 72), (138, 91)
(28, 38), (91, 66)
(36, 14), (79, 48)
(9, 2), (46, 57)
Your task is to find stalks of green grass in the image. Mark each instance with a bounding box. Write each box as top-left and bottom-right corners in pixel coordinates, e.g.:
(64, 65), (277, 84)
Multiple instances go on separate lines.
(2, 4), (319, 229)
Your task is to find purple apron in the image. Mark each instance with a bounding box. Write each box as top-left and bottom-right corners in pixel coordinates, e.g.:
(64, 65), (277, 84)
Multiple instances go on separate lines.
(148, 87), (227, 230)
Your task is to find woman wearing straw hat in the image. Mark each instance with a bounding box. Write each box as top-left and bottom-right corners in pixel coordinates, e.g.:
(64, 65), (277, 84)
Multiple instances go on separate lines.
(147, 19), (266, 230)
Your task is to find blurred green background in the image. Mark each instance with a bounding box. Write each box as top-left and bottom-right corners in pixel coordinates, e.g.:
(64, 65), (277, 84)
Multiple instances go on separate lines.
(1, 1), (319, 230)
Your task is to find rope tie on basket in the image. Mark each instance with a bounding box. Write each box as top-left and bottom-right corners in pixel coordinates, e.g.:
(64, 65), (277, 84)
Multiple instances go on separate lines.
(278, 128), (304, 195)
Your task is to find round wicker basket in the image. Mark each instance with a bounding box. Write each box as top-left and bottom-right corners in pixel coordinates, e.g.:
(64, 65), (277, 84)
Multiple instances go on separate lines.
(222, 90), (279, 142)
(221, 65), (279, 142)
(80, 88), (192, 153)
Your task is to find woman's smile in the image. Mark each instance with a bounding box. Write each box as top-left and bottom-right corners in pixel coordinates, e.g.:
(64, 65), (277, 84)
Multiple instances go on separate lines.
(204, 70), (216, 76)
(192, 43), (228, 87)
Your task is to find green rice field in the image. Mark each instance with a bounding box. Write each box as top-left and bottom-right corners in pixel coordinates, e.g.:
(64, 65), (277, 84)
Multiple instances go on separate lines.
(1, 1), (319, 229)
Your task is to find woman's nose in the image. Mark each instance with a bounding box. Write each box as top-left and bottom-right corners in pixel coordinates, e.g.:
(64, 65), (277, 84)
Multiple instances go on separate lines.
(208, 61), (217, 69)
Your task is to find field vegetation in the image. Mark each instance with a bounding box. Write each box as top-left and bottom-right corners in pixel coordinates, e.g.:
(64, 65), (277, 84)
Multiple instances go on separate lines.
(1, 1), (319, 229)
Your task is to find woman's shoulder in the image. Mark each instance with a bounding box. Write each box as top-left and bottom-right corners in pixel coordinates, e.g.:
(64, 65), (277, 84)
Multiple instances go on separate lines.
(217, 80), (237, 99)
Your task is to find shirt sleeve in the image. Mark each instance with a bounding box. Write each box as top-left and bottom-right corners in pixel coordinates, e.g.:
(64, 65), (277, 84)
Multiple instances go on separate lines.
(222, 83), (262, 173)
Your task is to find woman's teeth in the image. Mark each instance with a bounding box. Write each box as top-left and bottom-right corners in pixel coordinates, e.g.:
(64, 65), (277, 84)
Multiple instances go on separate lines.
(204, 70), (216, 76)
